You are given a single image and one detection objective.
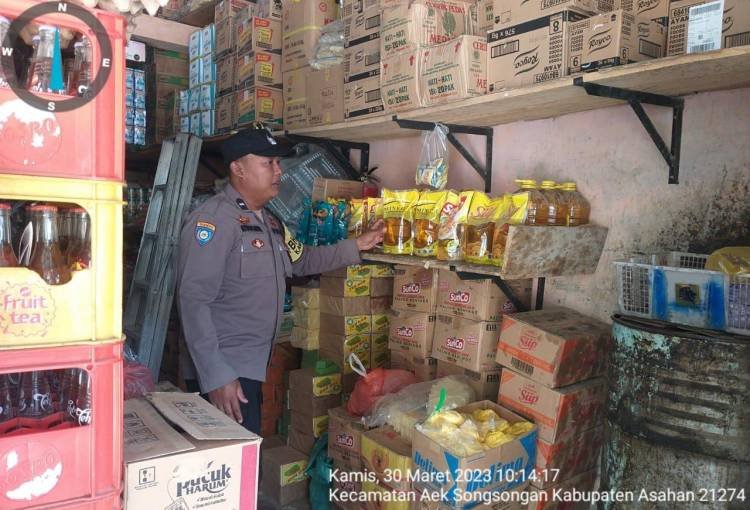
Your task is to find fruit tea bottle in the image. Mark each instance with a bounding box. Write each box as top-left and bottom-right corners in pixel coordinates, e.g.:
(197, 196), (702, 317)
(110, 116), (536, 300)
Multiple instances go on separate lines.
(28, 204), (72, 285)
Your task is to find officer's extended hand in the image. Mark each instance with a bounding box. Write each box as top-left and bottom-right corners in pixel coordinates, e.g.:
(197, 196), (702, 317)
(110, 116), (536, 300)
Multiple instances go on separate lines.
(208, 379), (249, 423)
(356, 219), (385, 251)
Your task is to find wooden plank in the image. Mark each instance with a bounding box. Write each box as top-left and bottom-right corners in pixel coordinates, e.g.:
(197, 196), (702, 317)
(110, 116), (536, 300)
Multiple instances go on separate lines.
(131, 15), (194, 52)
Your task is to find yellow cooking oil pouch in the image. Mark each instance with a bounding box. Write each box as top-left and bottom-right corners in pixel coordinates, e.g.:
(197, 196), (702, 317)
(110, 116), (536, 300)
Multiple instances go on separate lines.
(491, 192), (530, 266)
(463, 192), (499, 265)
(382, 189), (419, 255)
(413, 190), (447, 257)
(437, 190), (473, 261)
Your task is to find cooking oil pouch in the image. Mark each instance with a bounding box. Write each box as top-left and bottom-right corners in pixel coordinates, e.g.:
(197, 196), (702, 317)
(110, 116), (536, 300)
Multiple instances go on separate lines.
(490, 192), (529, 266)
(349, 198), (366, 238)
(706, 247), (750, 276)
(413, 190), (447, 257)
(382, 189), (419, 255)
(462, 192), (498, 265)
(416, 123), (450, 189)
(437, 191), (473, 261)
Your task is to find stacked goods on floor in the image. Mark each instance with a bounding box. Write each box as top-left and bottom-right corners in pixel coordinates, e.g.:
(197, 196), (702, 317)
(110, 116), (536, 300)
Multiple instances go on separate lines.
(0, 3), (125, 508)
(291, 283), (321, 350)
(149, 47), (189, 143)
(262, 342), (300, 438)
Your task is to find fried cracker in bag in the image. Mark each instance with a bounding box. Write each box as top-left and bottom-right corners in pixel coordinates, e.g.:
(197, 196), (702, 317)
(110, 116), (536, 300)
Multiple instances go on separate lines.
(382, 189), (419, 255)
(490, 192), (530, 266)
(413, 190), (447, 257)
(437, 191), (473, 261)
(463, 192), (499, 265)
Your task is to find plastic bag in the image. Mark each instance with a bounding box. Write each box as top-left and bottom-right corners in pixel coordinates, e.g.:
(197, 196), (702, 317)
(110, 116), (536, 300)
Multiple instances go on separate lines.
(413, 190), (447, 257)
(416, 123), (450, 189)
(124, 360), (155, 400)
(382, 189), (419, 255)
(310, 20), (345, 69)
(346, 354), (418, 417)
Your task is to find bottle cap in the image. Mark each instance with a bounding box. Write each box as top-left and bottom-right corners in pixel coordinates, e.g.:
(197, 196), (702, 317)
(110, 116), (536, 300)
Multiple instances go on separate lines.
(0, 203), (10, 210)
(28, 204), (58, 213)
(540, 180), (557, 189)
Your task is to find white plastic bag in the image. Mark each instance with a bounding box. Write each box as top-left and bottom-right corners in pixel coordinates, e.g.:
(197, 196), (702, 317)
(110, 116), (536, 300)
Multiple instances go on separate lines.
(416, 123), (450, 189)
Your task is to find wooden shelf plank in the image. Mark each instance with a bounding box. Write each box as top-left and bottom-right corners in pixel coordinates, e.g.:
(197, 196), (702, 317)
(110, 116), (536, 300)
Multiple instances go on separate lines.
(361, 225), (609, 279)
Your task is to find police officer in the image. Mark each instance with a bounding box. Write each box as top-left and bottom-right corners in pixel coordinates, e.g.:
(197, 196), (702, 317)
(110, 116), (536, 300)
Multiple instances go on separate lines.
(176, 127), (384, 433)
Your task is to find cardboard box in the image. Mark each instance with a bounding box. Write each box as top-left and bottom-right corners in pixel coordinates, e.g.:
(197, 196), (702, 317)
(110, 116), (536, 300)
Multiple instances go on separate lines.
(345, 74), (385, 120)
(289, 390), (341, 417)
(488, 9), (590, 92)
(345, 6), (382, 80)
(498, 369), (606, 443)
(328, 406), (367, 470)
(123, 395), (260, 510)
(321, 275), (372, 298)
(288, 367), (342, 397)
(215, 17), (234, 57)
(667, 0), (750, 56)
(332, 477), (366, 510)
(392, 265), (439, 313)
(326, 264), (387, 279)
(435, 360), (501, 401)
(388, 309), (436, 358)
(292, 284), (320, 308)
(411, 400), (536, 507)
(283, 0), (338, 30)
(287, 426), (317, 455)
(216, 0), (253, 23)
(290, 411), (330, 438)
(371, 348), (390, 368)
(475, 0), (495, 34)
(568, 15), (594, 73)
(370, 278), (394, 298)
(343, 0), (380, 18)
(389, 352), (437, 382)
(580, 10), (665, 70)
(292, 304), (320, 329)
(496, 307), (610, 388)
(236, 15), (282, 54)
(283, 65), (309, 129)
(235, 85), (283, 128)
(291, 325), (320, 350)
(492, 0), (598, 26)
(311, 178), (364, 201)
(371, 330), (389, 354)
(261, 446), (308, 506)
(381, 0), (475, 59)
(320, 312), (372, 336)
(307, 65), (345, 126)
(258, 0), (283, 20)
(419, 35), (487, 106)
(372, 313), (391, 333)
(533, 425), (604, 489)
(380, 50), (422, 113)
(437, 270), (531, 322)
(361, 426), (412, 491)
(361, 481), (415, 510)
(283, 26), (322, 72)
(319, 331), (371, 361)
(216, 55), (236, 94)
(236, 50), (283, 88)
(320, 295), (372, 317)
(527, 469), (597, 510)
(320, 346), (371, 374)
(431, 314), (500, 372)
(616, 0), (670, 24)
(370, 295), (392, 314)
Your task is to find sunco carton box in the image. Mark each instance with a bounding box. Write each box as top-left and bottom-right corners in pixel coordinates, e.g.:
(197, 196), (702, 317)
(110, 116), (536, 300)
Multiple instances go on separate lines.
(283, 66), (309, 129)
(361, 426), (412, 491)
(527, 469), (597, 509)
(381, 0), (475, 59)
(123, 395), (261, 510)
(311, 177), (364, 201)
(533, 425), (604, 489)
(345, 75), (385, 119)
(432, 315), (501, 372)
(236, 15), (282, 54)
(345, 6), (382, 80)
(260, 446), (308, 506)
(492, 0), (598, 26)
(581, 10), (666, 70)
(320, 312), (372, 336)
(388, 309), (437, 358)
(235, 85), (283, 128)
(215, 92), (236, 132)
(288, 367), (342, 397)
(496, 307), (610, 388)
(235, 50), (283, 88)
(437, 270), (531, 322)
(419, 35), (488, 106)
(328, 406), (367, 470)
(488, 9), (590, 92)
(498, 369), (606, 443)
(380, 50), (422, 113)
(321, 275), (372, 298)
(307, 65), (346, 126)
(390, 351), (438, 381)
(392, 265), (439, 312)
(411, 401), (536, 508)
(667, 0), (750, 56)
(321, 295), (372, 316)
(435, 360), (501, 401)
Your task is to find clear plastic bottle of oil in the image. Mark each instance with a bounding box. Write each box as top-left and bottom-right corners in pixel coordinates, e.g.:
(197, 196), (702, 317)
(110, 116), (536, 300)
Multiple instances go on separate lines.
(514, 179), (549, 226)
(540, 180), (568, 226)
(560, 182), (590, 226)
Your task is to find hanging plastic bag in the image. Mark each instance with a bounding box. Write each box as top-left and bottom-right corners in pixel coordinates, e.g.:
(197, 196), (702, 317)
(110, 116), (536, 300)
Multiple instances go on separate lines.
(345, 353), (418, 417)
(416, 123), (450, 189)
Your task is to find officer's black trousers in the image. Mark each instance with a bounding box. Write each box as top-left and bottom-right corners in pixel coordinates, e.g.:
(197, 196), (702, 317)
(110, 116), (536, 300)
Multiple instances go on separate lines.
(184, 377), (263, 435)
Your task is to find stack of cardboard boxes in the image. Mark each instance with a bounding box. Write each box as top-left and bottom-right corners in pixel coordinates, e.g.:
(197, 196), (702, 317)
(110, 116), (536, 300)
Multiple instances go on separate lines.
(495, 307), (610, 502)
(286, 364), (342, 456)
(343, 0), (385, 120)
(183, 24), (216, 137)
(148, 49), (189, 144)
(125, 66), (147, 145)
(666, 0), (749, 56)
(291, 284), (321, 350)
(261, 342), (300, 438)
(261, 446), (310, 507)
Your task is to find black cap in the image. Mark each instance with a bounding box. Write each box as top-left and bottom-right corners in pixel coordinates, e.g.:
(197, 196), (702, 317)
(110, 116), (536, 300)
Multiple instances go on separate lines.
(221, 126), (293, 164)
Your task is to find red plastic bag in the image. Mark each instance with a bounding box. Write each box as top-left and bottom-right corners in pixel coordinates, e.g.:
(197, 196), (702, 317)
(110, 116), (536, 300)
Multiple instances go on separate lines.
(346, 354), (418, 416)
(123, 360), (155, 400)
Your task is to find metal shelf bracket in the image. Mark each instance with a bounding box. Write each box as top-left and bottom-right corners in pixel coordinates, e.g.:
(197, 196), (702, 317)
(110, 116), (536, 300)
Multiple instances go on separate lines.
(455, 271), (533, 313)
(574, 77), (685, 184)
(393, 116), (494, 192)
(284, 133), (371, 179)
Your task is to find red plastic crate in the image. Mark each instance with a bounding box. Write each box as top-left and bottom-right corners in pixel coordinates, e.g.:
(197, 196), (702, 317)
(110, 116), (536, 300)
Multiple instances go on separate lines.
(0, 341), (123, 509)
(0, 0), (125, 182)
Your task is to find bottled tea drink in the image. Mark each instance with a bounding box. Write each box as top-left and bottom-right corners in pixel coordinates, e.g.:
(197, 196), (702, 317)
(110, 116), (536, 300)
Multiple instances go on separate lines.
(58, 206), (73, 254)
(63, 368), (92, 426)
(67, 36), (92, 97)
(66, 207), (91, 270)
(0, 375), (14, 423)
(560, 182), (590, 226)
(0, 203), (17, 267)
(28, 26), (56, 93)
(514, 179), (549, 226)
(540, 180), (568, 226)
(28, 204), (72, 285)
(17, 371), (53, 419)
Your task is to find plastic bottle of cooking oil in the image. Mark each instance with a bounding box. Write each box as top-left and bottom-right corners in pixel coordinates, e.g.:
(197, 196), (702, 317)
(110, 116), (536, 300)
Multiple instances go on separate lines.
(559, 182), (590, 226)
(514, 179), (549, 226)
(540, 180), (568, 226)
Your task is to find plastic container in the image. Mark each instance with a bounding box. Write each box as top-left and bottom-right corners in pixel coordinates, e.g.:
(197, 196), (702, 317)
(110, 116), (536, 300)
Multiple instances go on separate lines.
(559, 182), (590, 226)
(514, 179), (549, 226)
(0, 0), (125, 182)
(614, 252), (730, 331)
(0, 340), (123, 509)
(0, 175), (122, 348)
(539, 180), (567, 226)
